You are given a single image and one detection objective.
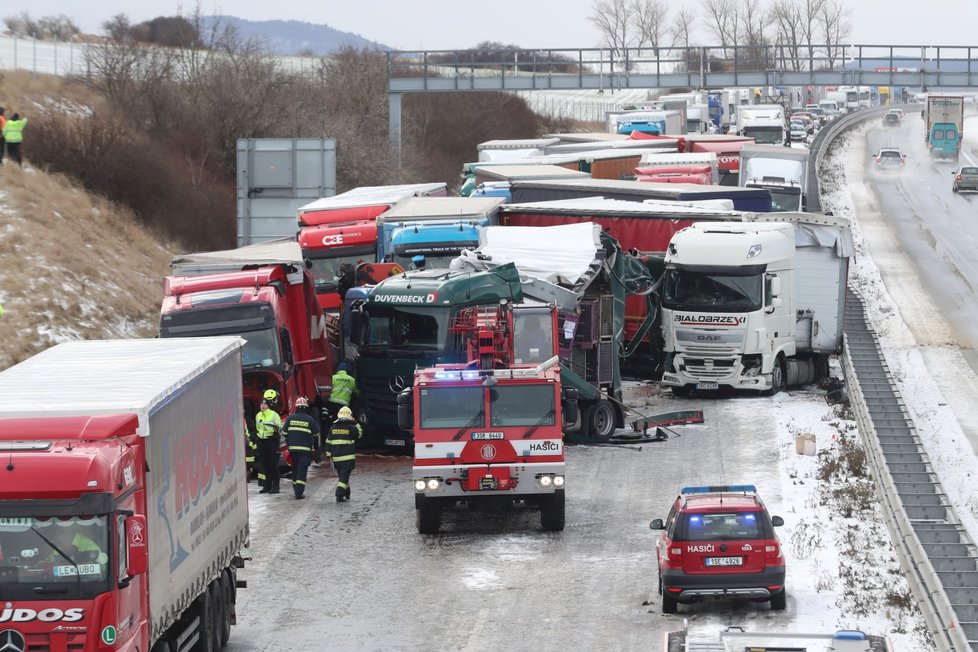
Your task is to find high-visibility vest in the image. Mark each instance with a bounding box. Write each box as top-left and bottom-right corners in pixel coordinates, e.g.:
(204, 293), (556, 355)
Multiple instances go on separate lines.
(2, 118), (27, 144)
(325, 419), (361, 462)
(329, 371), (357, 406)
(255, 409), (282, 438)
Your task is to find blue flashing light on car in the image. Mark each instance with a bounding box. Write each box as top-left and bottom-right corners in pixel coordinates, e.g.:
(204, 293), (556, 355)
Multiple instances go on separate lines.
(681, 484), (758, 494)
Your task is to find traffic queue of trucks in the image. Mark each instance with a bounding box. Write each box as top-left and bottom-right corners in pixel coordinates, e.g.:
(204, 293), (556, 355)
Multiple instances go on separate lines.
(0, 338), (248, 652)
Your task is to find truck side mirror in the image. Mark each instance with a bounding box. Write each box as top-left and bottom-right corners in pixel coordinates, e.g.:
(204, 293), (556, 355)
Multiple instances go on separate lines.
(769, 277), (781, 297)
(561, 388), (579, 427)
(650, 518), (665, 530)
(125, 515), (148, 577)
(279, 327), (294, 366)
(350, 305), (364, 347)
(397, 388), (414, 431)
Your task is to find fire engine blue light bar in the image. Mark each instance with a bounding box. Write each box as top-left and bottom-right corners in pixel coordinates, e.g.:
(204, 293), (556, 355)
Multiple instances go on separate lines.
(681, 485), (757, 494)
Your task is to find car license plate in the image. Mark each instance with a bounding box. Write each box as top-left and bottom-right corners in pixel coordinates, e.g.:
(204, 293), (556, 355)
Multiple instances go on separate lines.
(471, 431), (505, 440)
(384, 439), (406, 447)
(705, 556), (742, 567)
(54, 563), (101, 576)
(695, 382), (719, 390)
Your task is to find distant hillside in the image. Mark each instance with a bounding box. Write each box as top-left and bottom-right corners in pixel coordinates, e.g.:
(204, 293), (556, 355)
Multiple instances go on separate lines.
(202, 16), (391, 56)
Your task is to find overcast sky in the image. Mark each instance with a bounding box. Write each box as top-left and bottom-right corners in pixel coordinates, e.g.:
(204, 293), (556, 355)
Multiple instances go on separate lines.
(11, 1), (978, 50)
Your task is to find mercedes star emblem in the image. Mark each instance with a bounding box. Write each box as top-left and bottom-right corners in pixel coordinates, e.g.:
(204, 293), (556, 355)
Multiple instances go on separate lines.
(0, 629), (26, 652)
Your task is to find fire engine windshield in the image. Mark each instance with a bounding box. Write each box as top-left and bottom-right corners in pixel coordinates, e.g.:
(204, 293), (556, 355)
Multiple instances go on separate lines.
(662, 269), (763, 313)
(0, 515), (111, 599)
(490, 385), (555, 427)
(362, 305), (450, 351)
(419, 387), (484, 428)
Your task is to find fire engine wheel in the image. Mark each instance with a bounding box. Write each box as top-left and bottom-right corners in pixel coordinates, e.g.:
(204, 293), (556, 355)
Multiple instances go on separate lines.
(583, 400), (616, 441)
(417, 504), (442, 534)
(770, 588), (787, 611)
(540, 489), (565, 532)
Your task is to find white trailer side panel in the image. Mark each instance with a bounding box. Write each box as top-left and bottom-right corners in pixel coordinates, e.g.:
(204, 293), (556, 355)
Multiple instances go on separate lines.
(794, 247), (847, 352)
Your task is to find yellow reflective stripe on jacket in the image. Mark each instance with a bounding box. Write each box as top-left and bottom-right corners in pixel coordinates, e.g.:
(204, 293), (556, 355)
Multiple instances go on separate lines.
(332, 455), (356, 462)
(288, 446), (312, 452)
(329, 439), (356, 445)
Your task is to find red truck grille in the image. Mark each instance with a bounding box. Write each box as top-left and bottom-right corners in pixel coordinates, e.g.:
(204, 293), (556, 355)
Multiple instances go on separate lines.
(25, 632), (87, 651)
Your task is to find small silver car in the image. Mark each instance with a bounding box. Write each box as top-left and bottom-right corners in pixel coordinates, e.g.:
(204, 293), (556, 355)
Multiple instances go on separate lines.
(952, 166), (978, 192)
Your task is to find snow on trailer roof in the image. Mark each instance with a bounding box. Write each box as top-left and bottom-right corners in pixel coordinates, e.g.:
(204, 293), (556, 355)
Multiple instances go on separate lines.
(473, 164), (590, 182)
(469, 222), (603, 286)
(542, 132), (634, 143)
(298, 183), (447, 212)
(378, 196), (505, 220)
(545, 139), (679, 154)
(477, 138), (561, 150)
(510, 177), (769, 198)
(0, 338), (244, 433)
(502, 196), (743, 217)
(170, 237), (304, 274)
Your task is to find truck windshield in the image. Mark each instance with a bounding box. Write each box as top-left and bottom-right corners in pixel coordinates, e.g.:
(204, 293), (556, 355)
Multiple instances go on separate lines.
(767, 187), (803, 212)
(0, 515), (111, 600)
(662, 269), (763, 312)
(307, 247), (375, 295)
(362, 305), (451, 351)
(239, 327), (283, 369)
(743, 127), (783, 144)
(419, 387), (484, 428)
(490, 385), (555, 427)
(393, 251), (469, 271)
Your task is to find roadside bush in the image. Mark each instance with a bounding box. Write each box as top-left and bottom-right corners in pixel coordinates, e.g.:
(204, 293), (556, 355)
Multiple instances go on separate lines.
(28, 111), (234, 249)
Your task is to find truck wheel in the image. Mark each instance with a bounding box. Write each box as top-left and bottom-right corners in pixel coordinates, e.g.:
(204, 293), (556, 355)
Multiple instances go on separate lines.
(770, 588), (787, 610)
(583, 400), (616, 441)
(662, 592), (678, 614)
(540, 490), (565, 532)
(417, 503), (442, 534)
(219, 572), (233, 647)
(208, 582), (223, 650)
(764, 357), (786, 396)
(191, 589), (214, 652)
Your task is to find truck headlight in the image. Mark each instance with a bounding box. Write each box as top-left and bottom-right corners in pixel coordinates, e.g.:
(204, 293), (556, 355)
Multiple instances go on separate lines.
(553, 475), (565, 487)
(414, 480), (427, 492)
(539, 475), (553, 487)
(426, 478), (440, 491)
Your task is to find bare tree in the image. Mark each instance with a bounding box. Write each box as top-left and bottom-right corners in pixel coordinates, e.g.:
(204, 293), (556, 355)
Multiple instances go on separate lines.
(38, 15), (79, 42)
(703, 0), (740, 58)
(670, 7), (696, 49)
(4, 12), (41, 38)
(590, 0), (631, 58)
(735, 0), (770, 71)
(769, 0), (803, 71)
(632, 0), (669, 57)
(102, 14), (132, 41)
(817, 0), (851, 69)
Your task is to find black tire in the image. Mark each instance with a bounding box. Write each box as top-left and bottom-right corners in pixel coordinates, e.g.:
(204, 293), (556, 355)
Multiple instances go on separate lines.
(764, 356), (786, 396)
(190, 589), (214, 652)
(662, 592), (678, 614)
(540, 490), (565, 532)
(670, 385), (691, 398)
(582, 400), (616, 441)
(417, 503), (442, 534)
(770, 588), (787, 611)
(218, 572), (233, 648)
(208, 582), (223, 651)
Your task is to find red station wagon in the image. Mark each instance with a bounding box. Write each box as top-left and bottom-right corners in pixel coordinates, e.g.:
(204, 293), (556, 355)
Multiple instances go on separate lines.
(650, 485), (786, 613)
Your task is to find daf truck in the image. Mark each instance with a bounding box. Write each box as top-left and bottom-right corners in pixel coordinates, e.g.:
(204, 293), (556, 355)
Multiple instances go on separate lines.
(734, 106), (786, 145)
(738, 144), (810, 212)
(660, 217), (852, 395)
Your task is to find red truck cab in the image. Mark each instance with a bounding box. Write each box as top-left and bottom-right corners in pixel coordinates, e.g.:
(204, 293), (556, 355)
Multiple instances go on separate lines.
(160, 264), (334, 419)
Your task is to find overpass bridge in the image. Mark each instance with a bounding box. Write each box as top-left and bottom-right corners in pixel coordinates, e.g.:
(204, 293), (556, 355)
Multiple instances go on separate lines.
(386, 43), (978, 161)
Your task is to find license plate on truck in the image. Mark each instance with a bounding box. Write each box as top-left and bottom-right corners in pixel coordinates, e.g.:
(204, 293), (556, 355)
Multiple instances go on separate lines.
(705, 556), (742, 567)
(384, 439), (406, 447)
(696, 382), (719, 390)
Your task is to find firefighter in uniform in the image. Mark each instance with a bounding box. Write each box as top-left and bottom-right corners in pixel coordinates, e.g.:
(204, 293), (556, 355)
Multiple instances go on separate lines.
(255, 398), (283, 494)
(327, 363), (357, 423)
(243, 415), (258, 481)
(283, 397), (319, 500)
(325, 405), (362, 502)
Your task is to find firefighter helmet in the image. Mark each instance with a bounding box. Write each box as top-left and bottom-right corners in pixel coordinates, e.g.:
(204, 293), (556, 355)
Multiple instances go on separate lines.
(295, 397), (309, 408)
(263, 389), (279, 402)
(337, 406), (354, 420)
